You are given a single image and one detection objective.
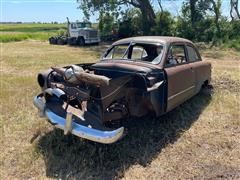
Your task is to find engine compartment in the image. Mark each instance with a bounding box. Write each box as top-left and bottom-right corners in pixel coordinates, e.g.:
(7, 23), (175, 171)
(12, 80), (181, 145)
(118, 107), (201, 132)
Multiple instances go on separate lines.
(37, 63), (165, 126)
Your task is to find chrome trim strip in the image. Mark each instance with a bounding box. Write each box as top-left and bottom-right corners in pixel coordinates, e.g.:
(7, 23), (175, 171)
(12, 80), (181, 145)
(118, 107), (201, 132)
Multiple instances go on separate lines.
(44, 88), (65, 98)
(147, 80), (164, 92)
(33, 96), (124, 144)
(168, 85), (195, 101)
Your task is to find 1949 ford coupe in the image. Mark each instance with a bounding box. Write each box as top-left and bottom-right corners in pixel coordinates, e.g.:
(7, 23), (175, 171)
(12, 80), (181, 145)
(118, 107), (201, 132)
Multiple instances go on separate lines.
(33, 36), (211, 144)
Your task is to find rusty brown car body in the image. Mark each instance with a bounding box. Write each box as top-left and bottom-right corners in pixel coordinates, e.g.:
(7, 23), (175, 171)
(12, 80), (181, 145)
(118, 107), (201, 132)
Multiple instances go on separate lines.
(33, 36), (211, 144)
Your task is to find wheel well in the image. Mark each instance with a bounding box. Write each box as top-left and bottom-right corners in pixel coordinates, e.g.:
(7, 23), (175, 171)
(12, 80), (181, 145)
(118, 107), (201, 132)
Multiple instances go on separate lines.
(202, 80), (209, 88)
(77, 36), (85, 41)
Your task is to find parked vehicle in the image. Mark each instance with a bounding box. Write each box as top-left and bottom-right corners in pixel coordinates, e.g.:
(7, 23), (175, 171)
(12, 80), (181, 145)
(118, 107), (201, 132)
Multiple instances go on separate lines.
(33, 36), (211, 144)
(49, 17), (100, 46)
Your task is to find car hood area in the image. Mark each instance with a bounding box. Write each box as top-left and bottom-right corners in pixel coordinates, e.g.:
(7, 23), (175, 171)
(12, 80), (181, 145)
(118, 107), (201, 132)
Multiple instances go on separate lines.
(91, 60), (162, 74)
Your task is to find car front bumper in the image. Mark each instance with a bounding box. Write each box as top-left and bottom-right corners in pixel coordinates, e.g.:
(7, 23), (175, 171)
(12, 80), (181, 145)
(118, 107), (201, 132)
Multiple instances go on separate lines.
(33, 94), (124, 144)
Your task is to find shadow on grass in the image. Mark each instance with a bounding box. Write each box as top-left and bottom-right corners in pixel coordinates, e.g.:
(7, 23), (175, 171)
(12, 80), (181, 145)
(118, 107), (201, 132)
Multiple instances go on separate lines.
(36, 90), (212, 179)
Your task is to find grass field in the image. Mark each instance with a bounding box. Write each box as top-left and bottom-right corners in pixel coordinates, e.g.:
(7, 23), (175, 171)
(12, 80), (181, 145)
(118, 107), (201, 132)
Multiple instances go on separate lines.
(0, 24), (66, 42)
(0, 40), (240, 179)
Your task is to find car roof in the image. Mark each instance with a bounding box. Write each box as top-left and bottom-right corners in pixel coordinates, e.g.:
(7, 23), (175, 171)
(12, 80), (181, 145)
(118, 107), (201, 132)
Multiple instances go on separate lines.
(112, 36), (193, 45)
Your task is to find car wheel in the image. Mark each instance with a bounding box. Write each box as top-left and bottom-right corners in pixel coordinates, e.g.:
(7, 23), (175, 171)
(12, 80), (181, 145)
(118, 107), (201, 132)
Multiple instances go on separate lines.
(201, 80), (213, 95)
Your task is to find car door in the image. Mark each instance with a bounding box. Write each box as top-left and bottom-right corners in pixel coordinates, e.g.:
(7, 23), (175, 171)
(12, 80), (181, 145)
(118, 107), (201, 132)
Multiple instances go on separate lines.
(165, 43), (195, 112)
(69, 23), (79, 37)
(186, 44), (211, 94)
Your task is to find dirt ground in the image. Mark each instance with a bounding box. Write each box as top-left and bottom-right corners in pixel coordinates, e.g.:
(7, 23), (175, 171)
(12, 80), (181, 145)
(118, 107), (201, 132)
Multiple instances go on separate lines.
(0, 41), (239, 179)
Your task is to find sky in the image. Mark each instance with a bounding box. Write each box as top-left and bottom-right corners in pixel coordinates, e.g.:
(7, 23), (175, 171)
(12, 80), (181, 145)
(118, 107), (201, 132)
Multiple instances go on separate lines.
(0, 0), (238, 23)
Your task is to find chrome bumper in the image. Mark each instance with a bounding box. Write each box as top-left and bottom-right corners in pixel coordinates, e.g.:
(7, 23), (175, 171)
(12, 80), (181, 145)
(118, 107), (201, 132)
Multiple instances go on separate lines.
(33, 95), (124, 144)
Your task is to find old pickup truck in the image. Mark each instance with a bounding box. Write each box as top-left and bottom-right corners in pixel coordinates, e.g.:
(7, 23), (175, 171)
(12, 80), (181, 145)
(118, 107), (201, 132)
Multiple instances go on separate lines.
(33, 36), (211, 144)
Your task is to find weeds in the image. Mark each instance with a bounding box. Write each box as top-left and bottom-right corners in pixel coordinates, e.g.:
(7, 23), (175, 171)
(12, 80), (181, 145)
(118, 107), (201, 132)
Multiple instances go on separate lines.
(222, 38), (240, 51)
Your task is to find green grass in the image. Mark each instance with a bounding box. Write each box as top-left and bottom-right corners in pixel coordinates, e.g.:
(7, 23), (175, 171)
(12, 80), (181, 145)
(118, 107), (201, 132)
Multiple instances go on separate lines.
(0, 23), (66, 42)
(0, 23), (65, 32)
(0, 32), (59, 42)
(222, 38), (240, 51)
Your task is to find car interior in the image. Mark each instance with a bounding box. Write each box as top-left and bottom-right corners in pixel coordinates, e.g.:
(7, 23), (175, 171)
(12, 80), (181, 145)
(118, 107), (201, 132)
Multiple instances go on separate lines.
(166, 45), (187, 65)
(103, 43), (164, 64)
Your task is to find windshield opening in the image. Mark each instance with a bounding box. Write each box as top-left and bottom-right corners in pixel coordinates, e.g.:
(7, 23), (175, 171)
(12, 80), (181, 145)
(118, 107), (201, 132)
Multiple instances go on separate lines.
(76, 22), (91, 28)
(102, 43), (164, 64)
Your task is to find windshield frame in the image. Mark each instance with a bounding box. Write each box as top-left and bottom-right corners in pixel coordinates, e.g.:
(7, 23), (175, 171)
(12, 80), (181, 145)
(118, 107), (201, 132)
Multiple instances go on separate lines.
(101, 42), (165, 65)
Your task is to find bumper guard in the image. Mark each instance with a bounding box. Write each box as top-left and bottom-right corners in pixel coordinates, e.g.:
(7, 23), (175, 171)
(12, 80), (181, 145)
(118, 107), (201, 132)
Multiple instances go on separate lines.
(33, 95), (124, 144)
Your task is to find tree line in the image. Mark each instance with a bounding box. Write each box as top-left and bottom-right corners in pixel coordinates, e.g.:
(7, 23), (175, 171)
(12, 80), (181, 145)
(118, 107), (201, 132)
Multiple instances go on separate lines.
(77, 0), (240, 45)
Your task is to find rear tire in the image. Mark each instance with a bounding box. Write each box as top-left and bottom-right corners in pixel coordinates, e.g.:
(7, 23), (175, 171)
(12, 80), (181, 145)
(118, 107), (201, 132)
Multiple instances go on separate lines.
(201, 80), (213, 95)
(57, 37), (65, 45)
(49, 37), (57, 45)
(49, 37), (53, 44)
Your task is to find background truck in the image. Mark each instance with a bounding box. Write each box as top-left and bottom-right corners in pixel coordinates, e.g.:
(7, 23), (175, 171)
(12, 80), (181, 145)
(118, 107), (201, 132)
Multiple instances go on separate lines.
(49, 17), (100, 46)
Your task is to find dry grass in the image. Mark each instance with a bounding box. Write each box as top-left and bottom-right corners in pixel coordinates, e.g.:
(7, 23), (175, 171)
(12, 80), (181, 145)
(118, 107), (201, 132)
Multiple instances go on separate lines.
(0, 41), (240, 179)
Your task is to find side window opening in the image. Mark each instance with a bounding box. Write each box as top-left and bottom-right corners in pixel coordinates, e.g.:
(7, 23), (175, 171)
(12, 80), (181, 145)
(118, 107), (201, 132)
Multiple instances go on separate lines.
(187, 45), (200, 62)
(166, 45), (186, 66)
(71, 23), (77, 29)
